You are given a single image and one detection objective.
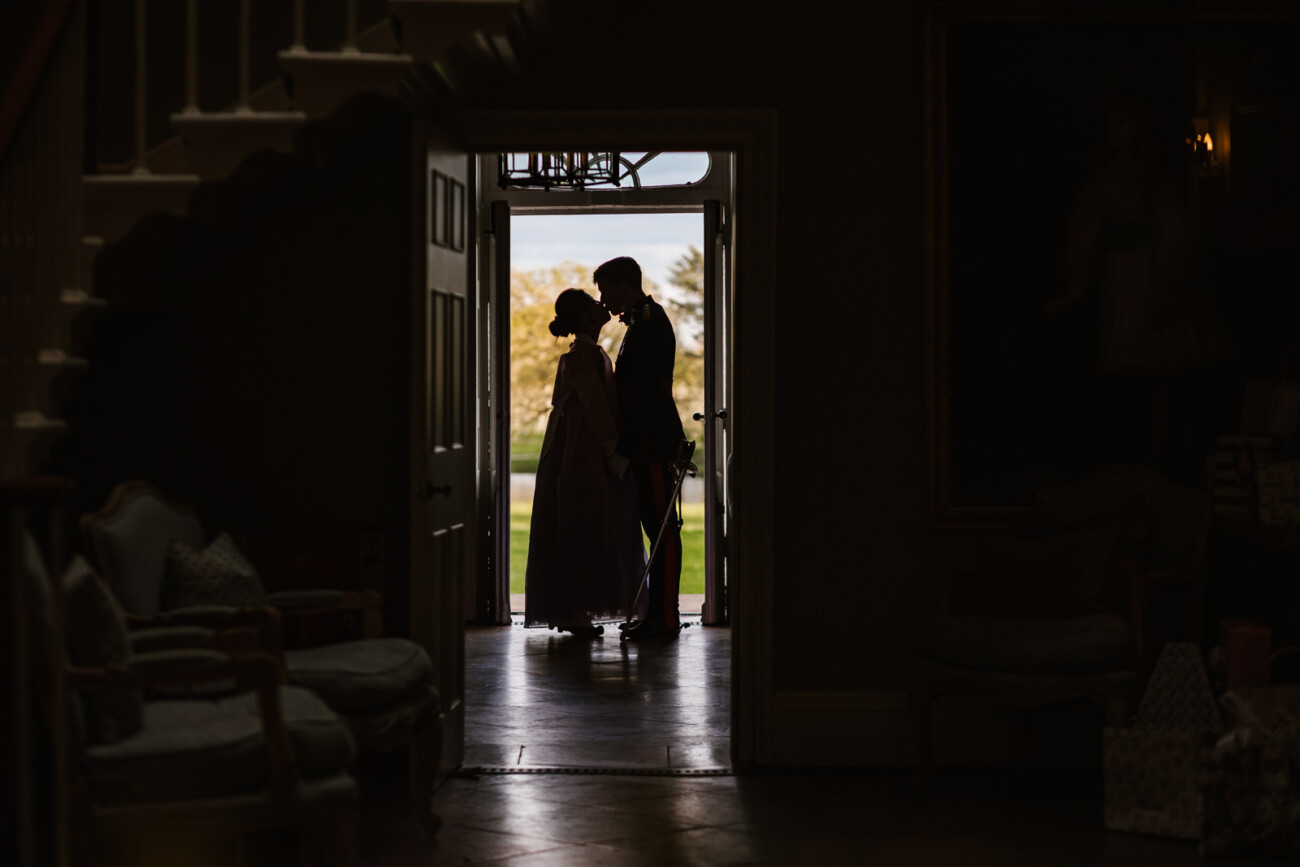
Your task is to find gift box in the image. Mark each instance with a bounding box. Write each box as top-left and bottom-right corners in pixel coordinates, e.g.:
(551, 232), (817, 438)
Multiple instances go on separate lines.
(1104, 642), (1225, 839)
(1200, 742), (1300, 858)
(1200, 649), (1300, 858)
(1104, 728), (1210, 838)
(1258, 459), (1300, 526)
(1211, 435), (1273, 518)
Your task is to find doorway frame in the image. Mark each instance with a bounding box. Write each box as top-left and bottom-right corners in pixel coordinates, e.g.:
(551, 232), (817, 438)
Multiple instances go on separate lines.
(444, 108), (777, 767)
(479, 150), (734, 628)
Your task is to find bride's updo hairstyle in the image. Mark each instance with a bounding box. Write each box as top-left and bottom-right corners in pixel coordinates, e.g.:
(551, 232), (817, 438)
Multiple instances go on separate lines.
(548, 288), (589, 338)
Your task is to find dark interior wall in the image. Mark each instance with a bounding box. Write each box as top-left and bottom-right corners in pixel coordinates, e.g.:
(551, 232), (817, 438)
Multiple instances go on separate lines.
(476, 0), (939, 691)
(476, 0), (1300, 691)
(768, 2), (932, 691)
(70, 0), (943, 690)
(50, 0), (1300, 697)
(49, 93), (414, 627)
(1, 1), (49, 97)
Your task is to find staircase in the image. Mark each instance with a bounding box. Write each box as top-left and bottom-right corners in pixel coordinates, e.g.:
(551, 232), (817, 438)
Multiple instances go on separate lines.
(1, 0), (540, 479)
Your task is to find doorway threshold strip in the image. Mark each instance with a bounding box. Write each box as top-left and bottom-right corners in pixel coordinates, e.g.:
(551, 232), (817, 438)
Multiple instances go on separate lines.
(508, 614), (704, 626)
(460, 766), (733, 777)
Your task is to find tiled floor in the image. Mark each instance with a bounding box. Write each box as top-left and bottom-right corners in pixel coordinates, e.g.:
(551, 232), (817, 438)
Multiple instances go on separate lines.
(463, 614), (729, 771)
(343, 620), (1295, 866)
(361, 770), (1296, 867)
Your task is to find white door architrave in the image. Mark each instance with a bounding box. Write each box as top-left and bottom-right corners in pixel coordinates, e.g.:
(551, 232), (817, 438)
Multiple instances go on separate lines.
(419, 109), (777, 768)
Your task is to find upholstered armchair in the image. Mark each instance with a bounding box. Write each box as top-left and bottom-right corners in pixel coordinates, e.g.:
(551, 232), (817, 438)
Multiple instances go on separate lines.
(81, 481), (382, 637)
(19, 529), (360, 866)
(910, 465), (1212, 790)
(79, 480), (443, 834)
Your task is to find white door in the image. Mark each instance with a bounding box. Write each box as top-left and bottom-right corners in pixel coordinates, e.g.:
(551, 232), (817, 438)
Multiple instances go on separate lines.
(412, 120), (474, 773)
(477, 200), (512, 624)
(701, 199), (732, 625)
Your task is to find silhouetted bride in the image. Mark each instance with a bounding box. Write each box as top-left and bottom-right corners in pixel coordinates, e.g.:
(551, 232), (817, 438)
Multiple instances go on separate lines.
(524, 288), (645, 636)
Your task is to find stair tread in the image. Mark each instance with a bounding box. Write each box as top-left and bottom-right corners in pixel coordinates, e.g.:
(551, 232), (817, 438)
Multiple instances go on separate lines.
(389, 0), (522, 7)
(61, 288), (108, 308)
(36, 349), (88, 367)
(170, 110), (307, 125)
(279, 48), (413, 65)
(13, 412), (69, 431)
(83, 173), (201, 186)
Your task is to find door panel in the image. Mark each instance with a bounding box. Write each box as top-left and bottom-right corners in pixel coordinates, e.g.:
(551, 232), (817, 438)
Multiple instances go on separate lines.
(702, 200), (731, 625)
(413, 122), (474, 773)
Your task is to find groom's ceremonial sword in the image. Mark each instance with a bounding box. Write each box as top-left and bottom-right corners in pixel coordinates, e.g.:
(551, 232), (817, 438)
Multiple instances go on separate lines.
(620, 438), (697, 637)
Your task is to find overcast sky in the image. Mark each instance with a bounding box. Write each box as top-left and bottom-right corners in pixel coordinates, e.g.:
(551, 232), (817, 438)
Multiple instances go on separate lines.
(510, 212), (703, 296)
(507, 152), (711, 294)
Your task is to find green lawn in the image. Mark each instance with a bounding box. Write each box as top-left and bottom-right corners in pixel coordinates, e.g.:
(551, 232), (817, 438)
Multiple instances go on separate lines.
(510, 500), (706, 596)
(510, 435), (546, 474)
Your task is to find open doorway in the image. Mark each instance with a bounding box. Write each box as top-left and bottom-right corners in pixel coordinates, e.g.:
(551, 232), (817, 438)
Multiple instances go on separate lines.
(461, 151), (734, 770)
(476, 152), (734, 630)
(506, 212), (709, 620)
(412, 115), (776, 774)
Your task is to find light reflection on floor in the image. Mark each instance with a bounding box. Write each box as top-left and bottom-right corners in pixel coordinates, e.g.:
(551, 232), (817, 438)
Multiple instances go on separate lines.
(464, 613), (730, 770)
(352, 623), (1264, 866)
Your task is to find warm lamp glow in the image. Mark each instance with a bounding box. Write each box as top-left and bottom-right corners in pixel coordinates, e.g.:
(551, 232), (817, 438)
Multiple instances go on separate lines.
(1189, 117), (1220, 175)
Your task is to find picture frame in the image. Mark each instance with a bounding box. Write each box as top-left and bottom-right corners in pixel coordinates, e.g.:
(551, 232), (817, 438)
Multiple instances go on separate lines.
(922, 1), (1299, 529)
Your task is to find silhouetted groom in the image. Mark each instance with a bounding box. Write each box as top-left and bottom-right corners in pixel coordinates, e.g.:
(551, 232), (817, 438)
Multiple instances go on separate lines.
(595, 256), (686, 640)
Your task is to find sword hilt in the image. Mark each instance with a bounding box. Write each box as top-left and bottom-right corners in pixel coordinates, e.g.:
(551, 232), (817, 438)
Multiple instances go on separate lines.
(674, 439), (696, 472)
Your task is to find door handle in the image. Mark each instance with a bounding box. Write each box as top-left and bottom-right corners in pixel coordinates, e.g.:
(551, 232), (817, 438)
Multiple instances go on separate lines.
(427, 482), (452, 498)
(692, 409), (728, 421)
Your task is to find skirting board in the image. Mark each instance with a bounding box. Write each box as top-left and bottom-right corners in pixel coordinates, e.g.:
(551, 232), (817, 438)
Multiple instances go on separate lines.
(769, 692), (1104, 768)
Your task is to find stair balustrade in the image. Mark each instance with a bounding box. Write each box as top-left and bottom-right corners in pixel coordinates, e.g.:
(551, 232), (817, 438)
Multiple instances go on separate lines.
(4, 0), (536, 478)
(1, 2), (88, 479)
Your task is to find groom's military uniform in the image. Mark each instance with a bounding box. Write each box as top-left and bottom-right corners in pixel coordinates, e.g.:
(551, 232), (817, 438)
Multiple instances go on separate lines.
(615, 295), (686, 632)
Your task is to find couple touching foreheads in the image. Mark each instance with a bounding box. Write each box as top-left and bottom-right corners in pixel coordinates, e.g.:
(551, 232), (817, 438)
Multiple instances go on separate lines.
(524, 256), (686, 641)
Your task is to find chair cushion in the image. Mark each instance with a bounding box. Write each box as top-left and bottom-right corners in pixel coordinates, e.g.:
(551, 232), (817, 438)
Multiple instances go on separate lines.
(163, 532), (266, 610)
(63, 556), (143, 744)
(98, 491), (205, 616)
(83, 685), (356, 806)
(127, 625), (219, 654)
(347, 684), (441, 750)
(287, 771), (359, 818)
(285, 638), (432, 713)
(961, 528), (1117, 618)
(928, 612), (1133, 675)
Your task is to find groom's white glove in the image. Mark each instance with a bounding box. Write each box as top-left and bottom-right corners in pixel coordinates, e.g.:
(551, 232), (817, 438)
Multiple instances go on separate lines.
(607, 454), (629, 480)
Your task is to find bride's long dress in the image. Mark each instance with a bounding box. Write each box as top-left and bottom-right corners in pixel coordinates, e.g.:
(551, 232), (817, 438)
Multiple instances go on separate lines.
(524, 335), (645, 628)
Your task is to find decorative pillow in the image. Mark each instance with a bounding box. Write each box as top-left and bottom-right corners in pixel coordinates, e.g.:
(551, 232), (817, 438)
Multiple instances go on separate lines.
(961, 527), (1118, 618)
(162, 532), (266, 610)
(62, 556), (142, 744)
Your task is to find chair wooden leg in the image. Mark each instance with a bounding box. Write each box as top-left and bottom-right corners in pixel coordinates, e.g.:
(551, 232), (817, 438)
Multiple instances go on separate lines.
(299, 813), (357, 867)
(414, 713), (444, 840)
(320, 805), (360, 867)
(909, 686), (936, 795)
(298, 820), (324, 867)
